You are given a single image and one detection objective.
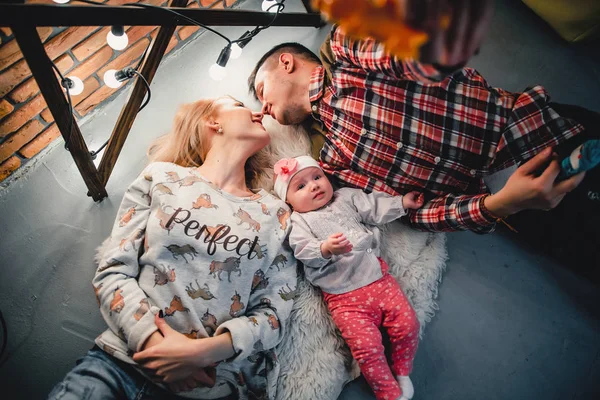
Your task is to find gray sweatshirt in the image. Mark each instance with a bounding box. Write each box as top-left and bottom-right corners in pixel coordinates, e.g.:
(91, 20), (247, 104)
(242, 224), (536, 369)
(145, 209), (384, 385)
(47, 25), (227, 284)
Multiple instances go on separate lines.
(93, 162), (296, 400)
(289, 188), (405, 294)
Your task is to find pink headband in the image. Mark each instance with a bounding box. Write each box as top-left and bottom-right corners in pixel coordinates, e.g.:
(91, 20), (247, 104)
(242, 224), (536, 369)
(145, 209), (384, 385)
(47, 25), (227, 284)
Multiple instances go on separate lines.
(273, 156), (322, 201)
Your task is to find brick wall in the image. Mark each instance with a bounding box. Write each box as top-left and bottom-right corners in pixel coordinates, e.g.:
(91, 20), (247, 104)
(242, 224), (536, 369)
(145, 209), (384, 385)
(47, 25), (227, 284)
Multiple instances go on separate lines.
(0, 0), (239, 183)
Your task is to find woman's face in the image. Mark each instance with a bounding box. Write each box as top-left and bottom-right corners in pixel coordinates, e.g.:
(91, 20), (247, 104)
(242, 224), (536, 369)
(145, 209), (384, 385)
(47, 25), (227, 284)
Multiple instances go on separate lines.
(213, 97), (270, 151)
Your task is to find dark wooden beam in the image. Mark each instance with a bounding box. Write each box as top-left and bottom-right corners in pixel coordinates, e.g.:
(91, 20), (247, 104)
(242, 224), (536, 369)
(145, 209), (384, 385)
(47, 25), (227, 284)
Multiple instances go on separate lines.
(11, 24), (107, 201)
(0, 4), (324, 27)
(97, 0), (187, 187)
(301, 0), (315, 13)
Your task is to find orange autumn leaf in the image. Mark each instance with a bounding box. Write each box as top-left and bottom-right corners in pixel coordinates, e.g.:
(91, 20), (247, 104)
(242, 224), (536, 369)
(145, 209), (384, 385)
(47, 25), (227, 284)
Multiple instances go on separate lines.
(312, 0), (431, 59)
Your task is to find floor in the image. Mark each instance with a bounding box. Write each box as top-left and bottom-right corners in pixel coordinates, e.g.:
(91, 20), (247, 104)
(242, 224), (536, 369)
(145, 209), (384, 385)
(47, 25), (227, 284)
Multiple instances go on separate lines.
(338, 231), (600, 400)
(0, 1), (599, 399)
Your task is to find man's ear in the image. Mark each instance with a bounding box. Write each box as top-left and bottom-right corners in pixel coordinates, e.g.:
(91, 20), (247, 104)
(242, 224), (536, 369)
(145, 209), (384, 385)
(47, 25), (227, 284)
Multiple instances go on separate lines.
(278, 53), (295, 74)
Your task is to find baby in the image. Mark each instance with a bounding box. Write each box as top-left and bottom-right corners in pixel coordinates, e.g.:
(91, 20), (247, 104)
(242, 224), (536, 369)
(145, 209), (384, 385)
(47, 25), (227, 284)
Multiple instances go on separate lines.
(273, 156), (425, 400)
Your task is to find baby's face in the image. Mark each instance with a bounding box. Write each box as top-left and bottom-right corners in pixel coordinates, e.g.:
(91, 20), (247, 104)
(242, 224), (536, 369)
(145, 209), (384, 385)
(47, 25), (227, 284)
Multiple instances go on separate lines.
(286, 167), (334, 213)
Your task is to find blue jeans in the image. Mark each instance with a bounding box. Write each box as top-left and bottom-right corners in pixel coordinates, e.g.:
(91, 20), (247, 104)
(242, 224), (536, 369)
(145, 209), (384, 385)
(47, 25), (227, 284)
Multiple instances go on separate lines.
(47, 346), (237, 400)
(47, 346), (178, 400)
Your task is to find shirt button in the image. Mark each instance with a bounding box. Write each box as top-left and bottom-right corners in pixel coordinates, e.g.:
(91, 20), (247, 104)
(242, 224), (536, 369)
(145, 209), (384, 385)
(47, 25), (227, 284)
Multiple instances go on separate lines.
(332, 114), (338, 121)
(367, 248), (372, 253)
(470, 169), (477, 176)
(360, 128), (367, 135)
(396, 142), (403, 150)
(311, 105), (317, 112)
(434, 156), (441, 164)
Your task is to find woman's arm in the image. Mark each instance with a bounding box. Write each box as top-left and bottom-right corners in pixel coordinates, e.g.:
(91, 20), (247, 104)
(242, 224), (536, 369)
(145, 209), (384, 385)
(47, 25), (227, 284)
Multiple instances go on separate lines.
(93, 165), (160, 352)
(133, 313), (231, 384)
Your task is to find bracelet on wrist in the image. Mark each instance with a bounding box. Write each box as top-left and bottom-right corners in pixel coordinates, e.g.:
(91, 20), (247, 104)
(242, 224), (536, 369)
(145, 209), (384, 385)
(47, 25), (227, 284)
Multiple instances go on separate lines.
(479, 194), (518, 233)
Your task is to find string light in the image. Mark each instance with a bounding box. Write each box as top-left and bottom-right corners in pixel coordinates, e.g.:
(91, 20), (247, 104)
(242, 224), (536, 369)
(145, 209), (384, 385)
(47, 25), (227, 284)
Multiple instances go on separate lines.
(229, 43), (243, 59)
(230, 30), (252, 59)
(261, 0), (278, 13)
(62, 76), (84, 95)
(107, 26), (128, 51)
(208, 45), (231, 81)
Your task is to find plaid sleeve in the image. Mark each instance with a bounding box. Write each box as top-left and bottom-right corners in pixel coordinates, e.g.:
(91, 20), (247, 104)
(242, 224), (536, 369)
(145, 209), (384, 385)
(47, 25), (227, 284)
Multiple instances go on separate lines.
(329, 25), (446, 83)
(407, 193), (497, 233)
(489, 86), (586, 172)
(322, 158), (497, 233)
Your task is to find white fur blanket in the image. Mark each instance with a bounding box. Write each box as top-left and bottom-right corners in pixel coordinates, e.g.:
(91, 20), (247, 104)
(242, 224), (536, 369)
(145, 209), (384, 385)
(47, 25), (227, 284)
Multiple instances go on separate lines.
(257, 118), (448, 400)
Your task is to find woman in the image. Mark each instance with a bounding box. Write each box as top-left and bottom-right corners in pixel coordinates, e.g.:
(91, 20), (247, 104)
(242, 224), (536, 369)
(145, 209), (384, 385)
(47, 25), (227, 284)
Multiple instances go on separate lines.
(48, 97), (296, 400)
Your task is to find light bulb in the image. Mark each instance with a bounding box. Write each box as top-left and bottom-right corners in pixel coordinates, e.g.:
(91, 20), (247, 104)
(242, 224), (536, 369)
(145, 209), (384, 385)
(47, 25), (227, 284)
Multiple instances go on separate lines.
(107, 28), (128, 51)
(261, 0), (278, 13)
(230, 43), (243, 59)
(103, 70), (123, 88)
(209, 64), (227, 81)
(65, 76), (84, 95)
(53, 0), (70, 3)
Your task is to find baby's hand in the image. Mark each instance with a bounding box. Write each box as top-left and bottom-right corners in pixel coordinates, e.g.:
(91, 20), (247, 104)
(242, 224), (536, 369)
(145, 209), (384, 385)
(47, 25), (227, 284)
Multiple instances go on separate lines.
(402, 191), (425, 210)
(321, 233), (353, 258)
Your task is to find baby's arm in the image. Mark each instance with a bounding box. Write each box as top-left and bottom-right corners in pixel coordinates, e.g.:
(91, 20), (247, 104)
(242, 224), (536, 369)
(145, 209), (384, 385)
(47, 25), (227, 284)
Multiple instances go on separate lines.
(289, 213), (336, 268)
(341, 188), (424, 225)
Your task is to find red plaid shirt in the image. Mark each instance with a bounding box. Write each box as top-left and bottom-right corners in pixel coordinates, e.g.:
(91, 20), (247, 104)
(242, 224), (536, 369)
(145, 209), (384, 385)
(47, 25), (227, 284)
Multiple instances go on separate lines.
(310, 27), (584, 233)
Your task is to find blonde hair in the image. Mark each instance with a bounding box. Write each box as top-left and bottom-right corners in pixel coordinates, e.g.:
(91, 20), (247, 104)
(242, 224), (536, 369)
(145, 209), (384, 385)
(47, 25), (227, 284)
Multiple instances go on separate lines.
(147, 97), (270, 189)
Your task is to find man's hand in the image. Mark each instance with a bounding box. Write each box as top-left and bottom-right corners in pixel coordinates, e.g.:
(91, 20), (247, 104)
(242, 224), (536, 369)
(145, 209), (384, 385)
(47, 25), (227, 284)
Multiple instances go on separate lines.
(321, 233), (353, 259)
(403, 0), (494, 66)
(485, 147), (586, 217)
(402, 191), (425, 210)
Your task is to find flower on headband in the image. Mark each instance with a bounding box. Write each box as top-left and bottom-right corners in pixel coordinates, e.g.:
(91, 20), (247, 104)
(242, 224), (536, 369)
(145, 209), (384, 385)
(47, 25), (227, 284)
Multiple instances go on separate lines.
(274, 158), (298, 182)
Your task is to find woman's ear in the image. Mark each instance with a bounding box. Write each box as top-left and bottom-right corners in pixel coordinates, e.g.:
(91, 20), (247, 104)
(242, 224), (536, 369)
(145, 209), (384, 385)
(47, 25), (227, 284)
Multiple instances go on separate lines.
(206, 119), (220, 134)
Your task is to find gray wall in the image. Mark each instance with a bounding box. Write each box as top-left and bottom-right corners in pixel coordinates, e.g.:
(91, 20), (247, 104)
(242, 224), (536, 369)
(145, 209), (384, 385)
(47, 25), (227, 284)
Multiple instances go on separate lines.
(1, 0), (599, 399)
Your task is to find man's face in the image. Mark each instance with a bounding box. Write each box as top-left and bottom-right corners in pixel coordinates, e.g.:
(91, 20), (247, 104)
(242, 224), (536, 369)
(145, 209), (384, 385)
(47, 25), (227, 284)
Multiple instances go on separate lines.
(254, 61), (310, 126)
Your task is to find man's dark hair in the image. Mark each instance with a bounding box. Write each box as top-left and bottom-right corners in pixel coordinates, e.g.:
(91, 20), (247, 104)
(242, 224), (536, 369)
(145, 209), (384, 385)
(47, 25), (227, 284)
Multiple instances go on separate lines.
(248, 42), (321, 100)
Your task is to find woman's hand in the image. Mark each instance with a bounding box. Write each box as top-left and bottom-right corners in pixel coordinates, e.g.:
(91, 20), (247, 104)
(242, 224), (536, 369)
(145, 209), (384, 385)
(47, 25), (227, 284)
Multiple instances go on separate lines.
(321, 233), (353, 258)
(167, 368), (217, 393)
(141, 330), (164, 351)
(133, 314), (231, 384)
(402, 191), (425, 210)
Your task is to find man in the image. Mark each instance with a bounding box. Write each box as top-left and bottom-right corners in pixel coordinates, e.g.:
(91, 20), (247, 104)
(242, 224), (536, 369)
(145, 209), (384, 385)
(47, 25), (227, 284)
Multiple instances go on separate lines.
(248, 3), (597, 233)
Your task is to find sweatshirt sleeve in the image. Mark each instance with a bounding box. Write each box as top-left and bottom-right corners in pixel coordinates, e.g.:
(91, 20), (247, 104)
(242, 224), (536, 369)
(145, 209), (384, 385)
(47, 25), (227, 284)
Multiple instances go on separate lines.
(215, 225), (297, 366)
(288, 212), (333, 269)
(342, 188), (406, 225)
(92, 165), (159, 353)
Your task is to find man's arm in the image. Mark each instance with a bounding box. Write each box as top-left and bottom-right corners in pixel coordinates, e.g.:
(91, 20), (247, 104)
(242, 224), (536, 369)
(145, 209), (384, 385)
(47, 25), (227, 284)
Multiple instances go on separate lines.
(406, 192), (496, 233)
(322, 0), (493, 73)
(484, 148), (586, 218)
(323, 165), (496, 233)
(408, 149), (587, 233)
(328, 25), (447, 83)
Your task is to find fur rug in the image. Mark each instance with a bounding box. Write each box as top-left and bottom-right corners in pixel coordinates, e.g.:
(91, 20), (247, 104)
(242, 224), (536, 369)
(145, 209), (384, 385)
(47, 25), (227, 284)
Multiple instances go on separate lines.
(257, 118), (449, 400)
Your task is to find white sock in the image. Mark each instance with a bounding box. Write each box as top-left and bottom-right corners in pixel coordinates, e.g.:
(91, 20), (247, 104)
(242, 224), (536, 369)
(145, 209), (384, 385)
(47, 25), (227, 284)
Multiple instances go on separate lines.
(396, 375), (414, 400)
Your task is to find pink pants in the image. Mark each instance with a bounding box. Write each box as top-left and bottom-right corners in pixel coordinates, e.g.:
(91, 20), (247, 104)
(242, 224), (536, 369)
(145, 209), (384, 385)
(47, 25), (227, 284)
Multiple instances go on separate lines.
(323, 259), (420, 400)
